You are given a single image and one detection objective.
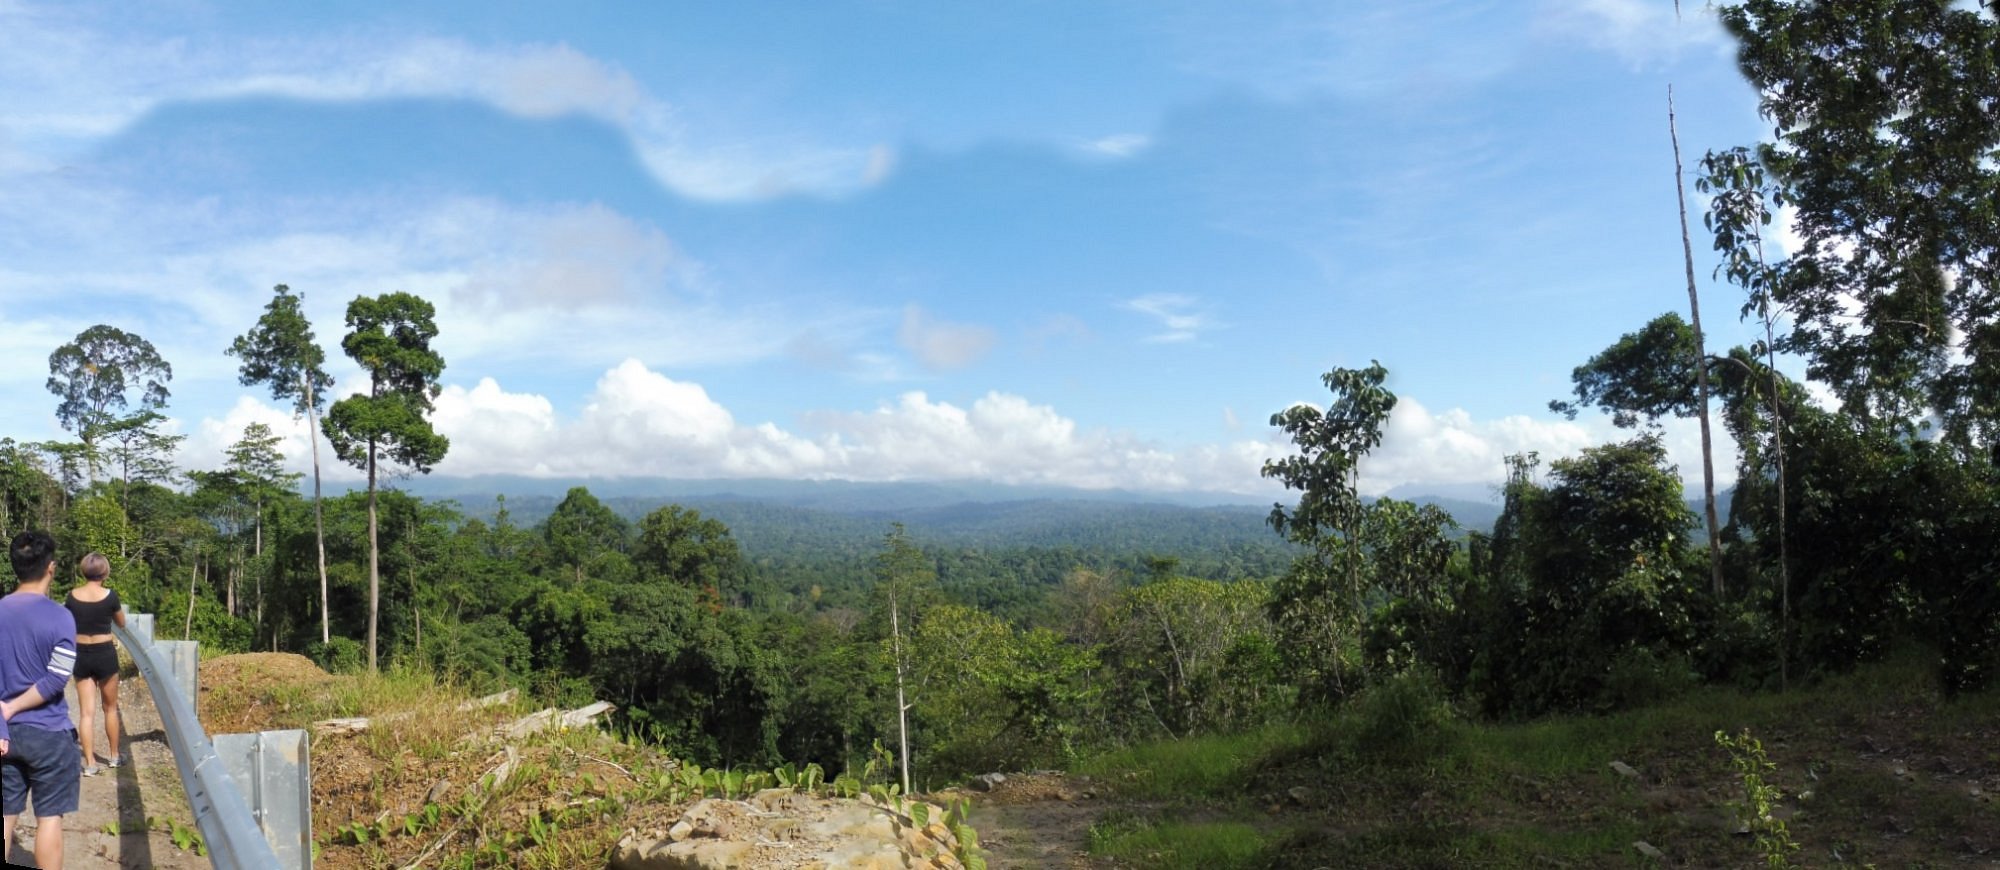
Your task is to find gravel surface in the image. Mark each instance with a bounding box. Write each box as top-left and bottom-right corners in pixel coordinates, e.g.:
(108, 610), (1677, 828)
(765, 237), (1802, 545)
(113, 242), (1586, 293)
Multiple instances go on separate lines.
(6, 649), (211, 869)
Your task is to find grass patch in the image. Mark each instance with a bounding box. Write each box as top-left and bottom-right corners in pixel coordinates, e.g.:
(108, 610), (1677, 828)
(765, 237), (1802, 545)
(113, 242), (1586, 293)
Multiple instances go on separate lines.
(1075, 721), (1307, 800)
(1072, 652), (2000, 868)
(1089, 812), (1268, 870)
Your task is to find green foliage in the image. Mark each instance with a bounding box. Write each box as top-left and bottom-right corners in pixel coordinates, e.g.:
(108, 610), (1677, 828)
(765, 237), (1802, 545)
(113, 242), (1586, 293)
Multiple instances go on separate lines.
(908, 604), (1100, 775)
(1443, 436), (1704, 717)
(1715, 728), (1800, 869)
(228, 284), (332, 417)
(323, 291), (449, 673)
(634, 504), (743, 595)
(323, 292), (450, 475)
(1263, 362), (1401, 705)
(45, 323), (173, 451)
(1550, 313), (1702, 428)
(1102, 576), (1283, 739)
(1721, 0), (2000, 450)
(1263, 361), (1397, 546)
(309, 637), (366, 673)
(1078, 722), (1308, 800)
(1089, 814), (1268, 870)
(543, 487), (629, 584)
(1339, 667), (1462, 768)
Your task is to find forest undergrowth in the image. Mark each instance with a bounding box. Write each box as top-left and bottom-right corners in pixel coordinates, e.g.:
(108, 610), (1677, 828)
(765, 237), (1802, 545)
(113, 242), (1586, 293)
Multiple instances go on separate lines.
(1076, 650), (2000, 869)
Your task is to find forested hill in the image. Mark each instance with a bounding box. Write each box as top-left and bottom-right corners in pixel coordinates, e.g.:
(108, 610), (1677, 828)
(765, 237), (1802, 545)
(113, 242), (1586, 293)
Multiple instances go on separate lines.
(412, 479), (1506, 555)
(452, 489), (1301, 597)
(373, 479), (1514, 619)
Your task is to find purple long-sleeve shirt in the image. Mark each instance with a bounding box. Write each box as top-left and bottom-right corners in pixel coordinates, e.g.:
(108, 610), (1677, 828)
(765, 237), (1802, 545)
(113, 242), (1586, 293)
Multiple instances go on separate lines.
(0, 590), (75, 735)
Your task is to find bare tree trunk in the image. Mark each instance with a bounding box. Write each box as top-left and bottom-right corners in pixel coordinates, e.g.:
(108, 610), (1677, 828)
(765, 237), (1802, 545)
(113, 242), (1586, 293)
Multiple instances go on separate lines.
(1669, 85), (1725, 597)
(409, 528), (422, 658)
(185, 553), (200, 639)
(367, 438), (380, 674)
(891, 596), (912, 795)
(1747, 220), (1793, 690)
(304, 372), (332, 646)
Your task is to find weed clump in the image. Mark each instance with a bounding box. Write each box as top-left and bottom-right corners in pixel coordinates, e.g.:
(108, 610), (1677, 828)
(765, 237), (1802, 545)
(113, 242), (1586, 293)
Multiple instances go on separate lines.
(1334, 668), (1463, 767)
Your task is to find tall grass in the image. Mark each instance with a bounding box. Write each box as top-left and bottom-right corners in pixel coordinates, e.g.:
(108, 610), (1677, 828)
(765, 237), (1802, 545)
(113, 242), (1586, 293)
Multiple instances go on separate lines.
(1075, 722), (1307, 800)
(1089, 815), (1268, 870)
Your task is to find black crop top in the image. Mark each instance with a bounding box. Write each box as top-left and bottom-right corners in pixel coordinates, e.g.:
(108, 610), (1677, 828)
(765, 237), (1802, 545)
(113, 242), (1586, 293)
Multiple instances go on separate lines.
(65, 587), (121, 635)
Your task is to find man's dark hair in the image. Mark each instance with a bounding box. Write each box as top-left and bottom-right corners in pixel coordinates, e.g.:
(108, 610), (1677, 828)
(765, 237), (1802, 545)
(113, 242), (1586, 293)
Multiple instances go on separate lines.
(9, 530), (56, 582)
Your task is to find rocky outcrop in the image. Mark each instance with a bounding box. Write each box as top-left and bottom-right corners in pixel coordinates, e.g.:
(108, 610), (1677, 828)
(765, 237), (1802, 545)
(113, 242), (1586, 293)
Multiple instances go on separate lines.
(611, 788), (968, 870)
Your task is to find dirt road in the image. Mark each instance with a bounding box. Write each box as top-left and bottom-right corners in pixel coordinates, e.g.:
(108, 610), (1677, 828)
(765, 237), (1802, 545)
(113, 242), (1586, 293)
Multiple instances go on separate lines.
(5, 667), (209, 868)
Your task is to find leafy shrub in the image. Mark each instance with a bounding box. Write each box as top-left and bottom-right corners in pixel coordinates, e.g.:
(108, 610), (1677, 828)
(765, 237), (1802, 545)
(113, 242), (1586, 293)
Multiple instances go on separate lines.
(1598, 646), (1697, 712)
(308, 637), (365, 673)
(1345, 668), (1460, 766)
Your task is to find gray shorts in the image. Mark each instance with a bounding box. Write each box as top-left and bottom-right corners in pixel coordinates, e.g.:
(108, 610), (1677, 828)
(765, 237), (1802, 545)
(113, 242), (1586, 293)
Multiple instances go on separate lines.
(1, 724), (80, 817)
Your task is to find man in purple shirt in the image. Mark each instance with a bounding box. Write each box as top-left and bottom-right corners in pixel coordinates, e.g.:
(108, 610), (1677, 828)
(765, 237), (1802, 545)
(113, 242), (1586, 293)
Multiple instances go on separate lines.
(2, 530), (80, 870)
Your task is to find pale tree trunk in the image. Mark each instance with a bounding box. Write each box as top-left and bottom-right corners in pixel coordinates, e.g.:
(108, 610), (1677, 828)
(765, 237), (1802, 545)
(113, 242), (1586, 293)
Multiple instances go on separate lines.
(254, 496), (265, 647)
(1669, 86), (1725, 596)
(367, 438), (380, 674)
(891, 596), (912, 796)
(304, 372), (332, 646)
(409, 533), (422, 657)
(1747, 221), (1793, 689)
(185, 554), (200, 639)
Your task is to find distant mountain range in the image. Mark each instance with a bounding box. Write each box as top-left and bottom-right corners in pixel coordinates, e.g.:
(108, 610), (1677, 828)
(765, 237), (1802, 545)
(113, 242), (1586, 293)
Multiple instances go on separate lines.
(390, 474), (1270, 512)
(350, 477), (1515, 560)
(346, 475), (1722, 548)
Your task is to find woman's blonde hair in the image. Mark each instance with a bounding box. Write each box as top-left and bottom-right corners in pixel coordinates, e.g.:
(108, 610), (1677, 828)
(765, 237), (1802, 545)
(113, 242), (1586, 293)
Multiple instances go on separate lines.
(79, 552), (110, 582)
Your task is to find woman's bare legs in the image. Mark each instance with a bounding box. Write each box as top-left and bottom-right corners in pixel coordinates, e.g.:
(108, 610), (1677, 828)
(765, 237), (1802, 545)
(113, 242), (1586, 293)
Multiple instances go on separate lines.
(76, 675), (100, 771)
(100, 671), (122, 765)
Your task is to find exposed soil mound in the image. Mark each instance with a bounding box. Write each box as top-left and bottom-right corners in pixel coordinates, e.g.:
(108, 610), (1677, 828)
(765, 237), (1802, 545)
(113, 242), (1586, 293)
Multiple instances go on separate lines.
(199, 652), (341, 733)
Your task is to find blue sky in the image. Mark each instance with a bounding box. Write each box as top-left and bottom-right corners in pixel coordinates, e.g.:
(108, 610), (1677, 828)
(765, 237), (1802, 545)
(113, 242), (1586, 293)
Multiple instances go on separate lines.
(0, 0), (1784, 499)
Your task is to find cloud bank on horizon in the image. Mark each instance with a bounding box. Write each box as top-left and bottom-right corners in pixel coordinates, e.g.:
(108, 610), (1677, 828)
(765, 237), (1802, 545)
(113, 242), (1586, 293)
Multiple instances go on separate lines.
(3, 0), (1764, 501)
(185, 357), (1735, 501)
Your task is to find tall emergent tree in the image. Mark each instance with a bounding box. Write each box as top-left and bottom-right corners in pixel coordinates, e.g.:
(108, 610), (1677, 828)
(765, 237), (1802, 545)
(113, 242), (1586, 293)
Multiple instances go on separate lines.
(1667, 87), (1725, 595)
(1262, 361), (1397, 702)
(46, 324), (173, 480)
(223, 422), (302, 640)
(322, 292), (449, 672)
(1720, 0), (2000, 453)
(229, 284), (337, 643)
(875, 523), (936, 796)
(1700, 145), (1796, 687)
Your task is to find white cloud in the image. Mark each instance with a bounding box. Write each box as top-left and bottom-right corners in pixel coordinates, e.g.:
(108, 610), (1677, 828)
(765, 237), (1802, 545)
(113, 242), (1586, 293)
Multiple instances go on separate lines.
(0, 11), (889, 200)
(1353, 396), (1737, 498)
(452, 203), (681, 311)
(177, 362), (1741, 502)
(178, 361), (1279, 492)
(1083, 134), (1150, 159)
(1161, 0), (1522, 102)
(0, 194), (792, 390)
(1535, 0), (1728, 66)
(1121, 293), (1211, 343)
(898, 305), (997, 372)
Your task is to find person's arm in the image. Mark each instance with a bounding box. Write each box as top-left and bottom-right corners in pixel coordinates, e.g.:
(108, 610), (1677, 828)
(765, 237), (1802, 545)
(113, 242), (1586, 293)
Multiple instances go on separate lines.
(0, 640), (74, 720)
(113, 591), (126, 628)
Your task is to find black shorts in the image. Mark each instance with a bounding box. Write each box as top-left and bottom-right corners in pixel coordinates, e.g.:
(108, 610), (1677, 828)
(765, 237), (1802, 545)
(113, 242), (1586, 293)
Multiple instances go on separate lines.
(73, 641), (118, 683)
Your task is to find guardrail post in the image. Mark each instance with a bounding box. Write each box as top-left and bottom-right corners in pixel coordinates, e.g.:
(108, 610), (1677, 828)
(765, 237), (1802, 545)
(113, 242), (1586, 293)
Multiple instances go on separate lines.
(112, 614), (286, 869)
(158, 639), (200, 719)
(215, 730), (312, 870)
(125, 611), (154, 647)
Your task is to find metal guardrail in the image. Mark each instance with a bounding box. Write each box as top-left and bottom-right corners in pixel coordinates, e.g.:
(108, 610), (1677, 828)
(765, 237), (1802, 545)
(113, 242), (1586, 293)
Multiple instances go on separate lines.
(113, 614), (287, 870)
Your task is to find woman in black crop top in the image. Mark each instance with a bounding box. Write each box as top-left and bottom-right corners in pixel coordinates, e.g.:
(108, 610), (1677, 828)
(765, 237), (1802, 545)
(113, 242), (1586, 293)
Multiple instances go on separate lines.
(65, 552), (126, 776)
